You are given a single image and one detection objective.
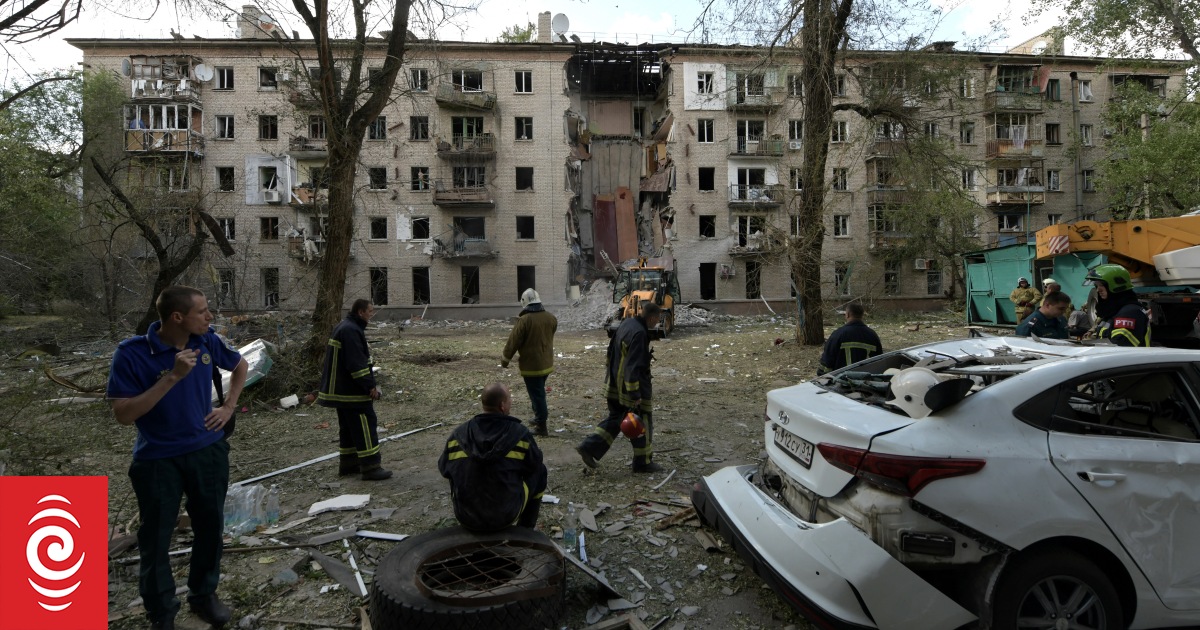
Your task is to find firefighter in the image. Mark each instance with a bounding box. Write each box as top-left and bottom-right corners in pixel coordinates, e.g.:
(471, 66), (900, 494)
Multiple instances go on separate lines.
(817, 303), (883, 375)
(1087, 264), (1150, 347)
(1009, 277), (1042, 322)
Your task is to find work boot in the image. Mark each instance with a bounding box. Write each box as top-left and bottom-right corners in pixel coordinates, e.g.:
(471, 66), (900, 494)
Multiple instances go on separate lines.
(188, 593), (231, 627)
(575, 446), (598, 469)
(337, 454), (360, 477)
(530, 422), (548, 437)
(149, 616), (176, 630)
(361, 467), (393, 481)
(633, 462), (664, 474)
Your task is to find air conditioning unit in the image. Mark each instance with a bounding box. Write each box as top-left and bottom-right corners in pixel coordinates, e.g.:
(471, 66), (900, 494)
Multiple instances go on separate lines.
(278, 70), (292, 82)
(264, 189), (283, 204)
(914, 258), (928, 271)
(788, 141), (803, 151)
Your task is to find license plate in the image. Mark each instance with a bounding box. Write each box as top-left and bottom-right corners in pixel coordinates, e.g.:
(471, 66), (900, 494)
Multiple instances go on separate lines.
(773, 425), (814, 468)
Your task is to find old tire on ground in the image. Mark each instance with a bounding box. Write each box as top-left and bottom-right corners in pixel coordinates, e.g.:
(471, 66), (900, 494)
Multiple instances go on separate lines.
(991, 548), (1122, 629)
(368, 526), (565, 630)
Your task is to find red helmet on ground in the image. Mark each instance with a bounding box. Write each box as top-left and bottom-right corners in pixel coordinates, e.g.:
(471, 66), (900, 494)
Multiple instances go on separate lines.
(620, 412), (645, 439)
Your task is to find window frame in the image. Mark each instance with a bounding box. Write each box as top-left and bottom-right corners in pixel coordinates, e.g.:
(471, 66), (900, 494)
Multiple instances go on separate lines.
(368, 116), (387, 141)
(258, 67), (278, 89)
(215, 115), (235, 139)
(215, 66), (234, 90)
(698, 119), (714, 143)
(369, 217), (388, 240)
(515, 116), (533, 140)
(410, 116), (429, 141)
(367, 167), (388, 190)
(258, 114), (278, 140)
(515, 70), (533, 93)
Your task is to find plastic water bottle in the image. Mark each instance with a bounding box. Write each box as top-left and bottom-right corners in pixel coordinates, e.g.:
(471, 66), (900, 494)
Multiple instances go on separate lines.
(265, 484), (281, 526)
(563, 503), (578, 553)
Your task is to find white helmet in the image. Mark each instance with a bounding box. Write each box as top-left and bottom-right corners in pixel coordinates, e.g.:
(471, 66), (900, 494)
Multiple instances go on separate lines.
(520, 288), (542, 307)
(887, 367), (941, 419)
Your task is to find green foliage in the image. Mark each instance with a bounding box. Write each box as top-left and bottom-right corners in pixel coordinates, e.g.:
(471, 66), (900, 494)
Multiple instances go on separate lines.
(497, 21), (536, 43)
(1099, 85), (1200, 217)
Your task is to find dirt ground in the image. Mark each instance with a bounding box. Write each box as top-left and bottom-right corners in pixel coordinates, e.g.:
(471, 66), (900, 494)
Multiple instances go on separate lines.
(0, 306), (968, 630)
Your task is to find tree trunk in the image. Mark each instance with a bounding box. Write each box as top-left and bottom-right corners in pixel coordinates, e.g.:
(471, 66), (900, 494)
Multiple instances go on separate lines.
(305, 139), (362, 366)
(135, 226), (208, 334)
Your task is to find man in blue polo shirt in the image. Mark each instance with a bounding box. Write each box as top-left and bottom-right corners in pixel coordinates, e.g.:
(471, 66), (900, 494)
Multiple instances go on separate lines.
(108, 286), (248, 630)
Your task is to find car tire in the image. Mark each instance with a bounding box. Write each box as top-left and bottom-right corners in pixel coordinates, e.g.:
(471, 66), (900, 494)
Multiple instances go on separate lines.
(368, 526), (566, 630)
(992, 548), (1122, 630)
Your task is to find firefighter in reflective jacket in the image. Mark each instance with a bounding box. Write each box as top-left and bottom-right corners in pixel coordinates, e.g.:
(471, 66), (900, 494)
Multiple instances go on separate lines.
(1009, 277), (1042, 322)
(438, 383), (547, 531)
(1087, 264), (1151, 347)
(818, 303), (883, 375)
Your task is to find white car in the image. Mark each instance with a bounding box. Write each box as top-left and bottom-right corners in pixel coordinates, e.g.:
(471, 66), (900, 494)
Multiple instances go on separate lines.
(692, 336), (1200, 629)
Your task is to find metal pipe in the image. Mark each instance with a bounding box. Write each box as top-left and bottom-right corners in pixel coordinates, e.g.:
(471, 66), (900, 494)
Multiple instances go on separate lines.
(1070, 71), (1083, 218)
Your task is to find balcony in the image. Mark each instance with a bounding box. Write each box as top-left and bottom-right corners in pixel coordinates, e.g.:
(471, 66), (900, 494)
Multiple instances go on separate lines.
(866, 138), (905, 158)
(436, 134), (496, 161)
(124, 129), (205, 157)
(128, 56), (204, 102)
(729, 137), (786, 157)
(432, 181), (495, 208)
(290, 187), (327, 210)
(434, 83), (497, 111)
(866, 187), (909, 206)
(984, 89), (1044, 113)
(729, 233), (783, 257)
(868, 232), (908, 251)
(726, 86), (784, 110)
(985, 186), (1046, 207)
(985, 125), (1044, 158)
(431, 238), (497, 261)
(289, 136), (328, 159)
(728, 184), (786, 208)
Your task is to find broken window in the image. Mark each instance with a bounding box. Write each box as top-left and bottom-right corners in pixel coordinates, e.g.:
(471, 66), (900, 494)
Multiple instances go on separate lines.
(736, 73), (765, 99)
(633, 107), (645, 137)
(262, 268), (280, 308)
(789, 168), (803, 191)
(259, 115), (278, 140)
(996, 65), (1035, 93)
(831, 120), (848, 143)
(515, 70), (532, 93)
(788, 120), (803, 141)
(1079, 80), (1093, 102)
(735, 168), (766, 200)
(832, 168), (848, 191)
(412, 267), (431, 304)
(745, 261), (762, 299)
(411, 167), (430, 191)
(1046, 123), (1061, 144)
(454, 216), (486, 239)
(216, 66), (234, 90)
(259, 166), (278, 191)
(517, 266), (536, 299)
(217, 217), (235, 240)
(410, 116), (429, 140)
(215, 115), (234, 139)
(368, 167), (388, 190)
(453, 69), (483, 92)
(1082, 169), (1095, 191)
(369, 217), (388, 240)
(370, 267), (389, 305)
(698, 167), (715, 192)
(997, 168), (1019, 186)
(735, 119), (765, 151)
(410, 68), (429, 91)
(411, 216), (431, 240)
(461, 266), (481, 304)
(309, 115), (327, 140)
(959, 121), (975, 144)
(697, 72), (713, 94)
(454, 166), (486, 189)
(159, 165), (189, 191)
(260, 217), (279, 240)
(833, 214), (849, 237)
(884, 260), (900, 295)
(1079, 124), (1093, 146)
(516, 117), (533, 140)
(368, 116), (387, 140)
(368, 68), (384, 91)
(736, 214), (767, 247)
(516, 216), (535, 240)
(834, 262), (851, 296)
(999, 214), (1023, 232)
(788, 74), (802, 97)
(217, 167), (235, 192)
(216, 268), (235, 308)
(868, 206), (900, 232)
(259, 67), (277, 89)
(516, 167), (534, 190)
(699, 215), (716, 238)
(1047, 170), (1061, 191)
(698, 119), (714, 143)
(311, 166), (331, 189)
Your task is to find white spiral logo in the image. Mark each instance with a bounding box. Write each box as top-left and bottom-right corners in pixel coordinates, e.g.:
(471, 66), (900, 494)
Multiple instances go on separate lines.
(26, 494), (85, 612)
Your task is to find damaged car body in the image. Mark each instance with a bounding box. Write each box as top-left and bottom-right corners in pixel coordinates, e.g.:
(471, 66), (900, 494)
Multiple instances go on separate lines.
(693, 336), (1200, 629)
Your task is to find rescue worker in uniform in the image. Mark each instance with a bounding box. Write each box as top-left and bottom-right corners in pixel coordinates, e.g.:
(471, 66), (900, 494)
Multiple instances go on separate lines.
(1087, 264), (1151, 347)
(1009, 277), (1042, 322)
(1042, 277), (1073, 320)
(818, 303), (883, 375)
(501, 289), (557, 437)
(438, 382), (547, 531)
(1015, 291), (1071, 339)
(576, 301), (663, 473)
(318, 299), (392, 480)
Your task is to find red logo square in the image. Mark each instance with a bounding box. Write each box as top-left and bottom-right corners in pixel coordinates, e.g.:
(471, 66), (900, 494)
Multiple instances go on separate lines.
(0, 476), (109, 630)
(1114, 317), (1136, 329)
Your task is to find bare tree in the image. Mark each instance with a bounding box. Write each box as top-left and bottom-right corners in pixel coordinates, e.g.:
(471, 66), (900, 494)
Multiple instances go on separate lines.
(0, 0), (83, 43)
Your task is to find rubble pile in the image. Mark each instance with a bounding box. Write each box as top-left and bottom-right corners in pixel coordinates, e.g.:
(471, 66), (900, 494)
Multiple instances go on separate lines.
(557, 281), (618, 332)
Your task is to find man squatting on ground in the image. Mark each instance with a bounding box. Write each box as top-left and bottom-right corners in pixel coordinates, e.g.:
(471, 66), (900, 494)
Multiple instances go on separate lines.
(438, 382), (548, 531)
(107, 286), (248, 630)
(577, 301), (664, 474)
(318, 299), (393, 481)
(502, 288), (557, 437)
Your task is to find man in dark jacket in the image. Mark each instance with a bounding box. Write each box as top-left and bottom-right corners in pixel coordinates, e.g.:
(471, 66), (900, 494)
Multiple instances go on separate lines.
(1015, 291), (1070, 339)
(1088, 264), (1151, 347)
(818, 303), (883, 375)
(576, 302), (662, 473)
(318, 299), (392, 480)
(438, 383), (547, 531)
(501, 288), (557, 437)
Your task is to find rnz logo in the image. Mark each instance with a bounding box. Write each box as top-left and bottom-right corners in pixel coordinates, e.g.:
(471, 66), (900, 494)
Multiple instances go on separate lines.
(27, 494), (87, 611)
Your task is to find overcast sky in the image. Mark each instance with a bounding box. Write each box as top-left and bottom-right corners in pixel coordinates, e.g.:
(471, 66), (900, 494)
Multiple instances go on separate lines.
(4, 0), (1056, 86)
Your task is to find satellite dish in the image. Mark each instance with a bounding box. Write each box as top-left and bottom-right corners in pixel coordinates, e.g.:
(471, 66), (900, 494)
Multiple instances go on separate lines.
(259, 14), (278, 33)
(121, 59), (131, 77)
(194, 63), (214, 82)
(551, 13), (569, 35)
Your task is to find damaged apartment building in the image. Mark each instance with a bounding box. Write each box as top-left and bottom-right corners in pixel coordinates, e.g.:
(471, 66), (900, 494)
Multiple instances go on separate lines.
(70, 12), (1187, 316)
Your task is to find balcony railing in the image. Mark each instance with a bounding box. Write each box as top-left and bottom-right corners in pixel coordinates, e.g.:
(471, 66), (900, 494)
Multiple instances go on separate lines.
(728, 184), (786, 207)
(124, 129), (205, 155)
(985, 125), (1044, 158)
(431, 238), (497, 261)
(868, 138), (905, 157)
(985, 187), (1046, 206)
(434, 83), (497, 111)
(726, 86), (784, 109)
(289, 136), (328, 158)
(984, 89), (1044, 112)
(432, 181), (495, 208)
(730, 137), (786, 157)
(866, 187), (909, 206)
(436, 133), (496, 160)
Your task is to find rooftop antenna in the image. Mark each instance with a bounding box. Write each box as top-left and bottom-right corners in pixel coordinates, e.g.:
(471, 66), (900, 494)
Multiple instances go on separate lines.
(552, 13), (569, 43)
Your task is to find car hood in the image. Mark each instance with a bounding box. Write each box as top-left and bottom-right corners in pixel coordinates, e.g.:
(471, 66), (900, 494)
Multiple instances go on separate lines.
(766, 382), (915, 498)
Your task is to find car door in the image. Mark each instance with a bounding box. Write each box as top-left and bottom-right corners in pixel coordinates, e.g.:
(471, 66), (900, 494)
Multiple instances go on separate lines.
(1045, 365), (1200, 610)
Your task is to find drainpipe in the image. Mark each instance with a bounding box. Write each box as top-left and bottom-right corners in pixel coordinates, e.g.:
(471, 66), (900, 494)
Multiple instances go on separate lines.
(1070, 71), (1083, 218)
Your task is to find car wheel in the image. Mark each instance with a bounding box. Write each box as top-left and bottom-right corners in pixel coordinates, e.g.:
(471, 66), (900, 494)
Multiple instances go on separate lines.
(992, 549), (1122, 630)
(368, 526), (566, 630)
